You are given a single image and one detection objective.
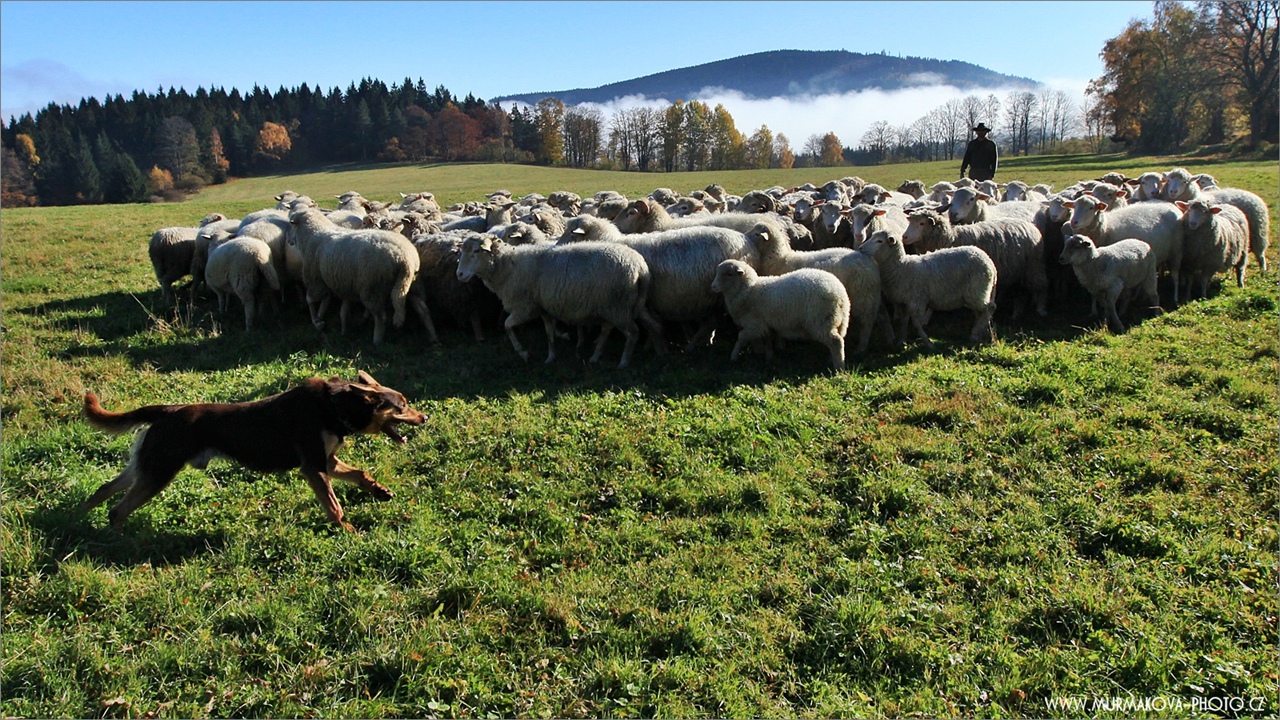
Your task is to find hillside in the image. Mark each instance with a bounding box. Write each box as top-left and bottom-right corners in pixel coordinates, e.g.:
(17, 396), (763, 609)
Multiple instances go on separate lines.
(493, 49), (1040, 105)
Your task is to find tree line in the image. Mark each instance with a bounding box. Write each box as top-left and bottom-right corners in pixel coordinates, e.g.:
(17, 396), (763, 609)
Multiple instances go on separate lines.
(2, 1), (1271, 208)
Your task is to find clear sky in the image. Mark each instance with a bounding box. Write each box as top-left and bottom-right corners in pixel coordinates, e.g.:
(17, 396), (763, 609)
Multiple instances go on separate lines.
(1, 1), (1153, 144)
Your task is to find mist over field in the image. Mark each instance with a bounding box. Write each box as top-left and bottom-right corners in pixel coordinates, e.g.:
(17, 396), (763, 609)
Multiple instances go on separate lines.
(570, 77), (1090, 147)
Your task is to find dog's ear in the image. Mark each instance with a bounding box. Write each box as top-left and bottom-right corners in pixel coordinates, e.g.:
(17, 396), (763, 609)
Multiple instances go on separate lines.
(356, 370), (381, 387)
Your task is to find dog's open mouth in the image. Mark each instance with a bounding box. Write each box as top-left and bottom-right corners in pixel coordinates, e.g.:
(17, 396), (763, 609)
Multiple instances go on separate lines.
(380, 412), (425, 444)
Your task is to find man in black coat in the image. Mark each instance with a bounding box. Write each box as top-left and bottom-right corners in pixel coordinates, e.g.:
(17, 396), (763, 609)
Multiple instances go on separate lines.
(960, 122), (998, 181)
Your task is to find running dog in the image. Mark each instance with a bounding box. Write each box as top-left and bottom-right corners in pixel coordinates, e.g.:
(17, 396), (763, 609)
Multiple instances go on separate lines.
(81, 371), (425, 532)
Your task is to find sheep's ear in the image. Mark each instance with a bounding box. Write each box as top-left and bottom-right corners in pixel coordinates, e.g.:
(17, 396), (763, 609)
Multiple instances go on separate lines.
(813, 199), (826, 207)
(1096, 201), (1108, 211)
(1117, 189), (1129, 198)
(977, 192), (991, 201)
(1174, 201), (1188, 211)
(572, 227), (586, 235)
(1209, 206), (1222, 215)
(839, 207), (852, 217)
(874, 209), (887, 217)
(1063, 201), (1075, 209)
(274, 194), (284, 201)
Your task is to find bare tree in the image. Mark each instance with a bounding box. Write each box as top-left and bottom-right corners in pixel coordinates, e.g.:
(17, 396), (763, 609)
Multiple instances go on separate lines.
(563, 105), (604, 167)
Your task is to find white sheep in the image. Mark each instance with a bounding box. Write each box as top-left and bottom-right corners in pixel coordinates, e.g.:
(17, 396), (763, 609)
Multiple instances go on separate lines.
(1064, 194), (1185, 305)
(1163, 167), (1270, 274)
(1002, 180), (1048, 203)
(286, 208), (435, 346)
(612, 198), (811, 250)
(1132, 173), (1165, 202)
(1176, 200), (1249, 300)
(204, 236), (281, 331)
(855, 183), (914, 206)
(188, 216), (245, 300)
(711, 260), (850, 371)
(560, 214), (760, 351)
(743, 221), (888, 359)
(844, 203), (909, 248)
(455, 235), (662, 368)
(148, 212), (226, 303)
(1058, 234), (1161, 333)
(897, 180), (927, 200)
(926, 181), (956, 204)
(1088, 182), (1130, 210)
(948, 187), (1043, 229)
(858, 230), (997, 350)
(903, 208), (1048, 317)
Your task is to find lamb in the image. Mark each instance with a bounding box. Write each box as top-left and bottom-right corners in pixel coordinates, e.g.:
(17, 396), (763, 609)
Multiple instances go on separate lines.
(1058, 234), (1161, 333)
(560, 214), (760, 350)
(286, 208), (435, 346)
(1163, 167), (1270, 274)
(927, 182), (956, 204)
(455, 235), (662, 368)
(1065, 194), (1185, 305)
(412, 230), (503, 341)
(1132, 172), (1165, 202)
(858, 230), (997, 350)
(203, 236), (281, 331)
(903, 208), (1048, 317)
(710, 260), (850, 371)
(1176, 200), (1249, 300)
(149, 212), (227, 303)
(844, 203), (909, 248)
(743, 221), (887, 360)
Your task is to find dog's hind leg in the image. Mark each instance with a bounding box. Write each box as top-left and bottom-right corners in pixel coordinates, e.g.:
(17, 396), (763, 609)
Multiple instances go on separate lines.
(300, 468), (354, 532)
(327, 457), (393, 501)
(106, 463), (182, 529)
(80, 465), (138, 513)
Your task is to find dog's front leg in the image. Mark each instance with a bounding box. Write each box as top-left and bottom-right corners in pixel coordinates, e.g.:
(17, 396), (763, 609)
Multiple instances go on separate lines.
(300, 467), (354, 532)
(327, 456), (393, 501)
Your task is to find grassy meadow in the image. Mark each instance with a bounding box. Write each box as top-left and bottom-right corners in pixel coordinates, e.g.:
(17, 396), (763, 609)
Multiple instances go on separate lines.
(2, 154), (1277, 718)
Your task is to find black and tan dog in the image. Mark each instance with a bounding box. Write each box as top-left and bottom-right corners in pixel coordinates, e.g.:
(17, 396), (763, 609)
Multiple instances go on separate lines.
(81, 371), (425, 532)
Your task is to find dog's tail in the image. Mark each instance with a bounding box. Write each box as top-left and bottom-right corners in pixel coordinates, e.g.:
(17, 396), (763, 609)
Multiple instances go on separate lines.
(83, 392), (172, 434)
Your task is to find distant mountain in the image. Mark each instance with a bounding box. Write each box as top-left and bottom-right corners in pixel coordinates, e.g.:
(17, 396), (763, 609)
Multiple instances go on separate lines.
(492, 49), (1039, 106)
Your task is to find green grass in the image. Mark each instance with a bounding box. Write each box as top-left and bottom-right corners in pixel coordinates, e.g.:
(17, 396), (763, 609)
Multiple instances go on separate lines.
(3, 155), (1277, 718)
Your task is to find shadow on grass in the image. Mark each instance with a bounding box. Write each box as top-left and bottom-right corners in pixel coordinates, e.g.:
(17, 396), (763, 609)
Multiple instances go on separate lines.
(18, 282), (1123, 405)
(22, 501), (229, 570)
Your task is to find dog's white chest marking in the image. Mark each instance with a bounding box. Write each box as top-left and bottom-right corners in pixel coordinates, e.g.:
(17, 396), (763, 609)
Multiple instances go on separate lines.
(322, 431), (343, 457)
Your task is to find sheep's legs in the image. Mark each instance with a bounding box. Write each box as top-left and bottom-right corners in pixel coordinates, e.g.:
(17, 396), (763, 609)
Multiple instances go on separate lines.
(409, 293), (439, 344)
(587, 322), (613, 364)
(241, 292), (256, 332)
(503, 310), (537, 361)
(825, 333), (846, 371)
(371, 308), (388, 346)
(614, 320), (641, 369)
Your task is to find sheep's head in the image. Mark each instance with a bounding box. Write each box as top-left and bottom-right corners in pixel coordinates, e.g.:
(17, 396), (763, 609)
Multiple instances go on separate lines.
(710, 259), (754, 294)
(1058, 232), (1097, 265)
(1065, 195), (1106, 233)
(743, 221), (786, 257)
(456, 235), (499, 282)
(1175, 200), (1220, 231)
(1089, 182), (1128, 208)
(1162, 168), (1196, 202)
(897, 180), (926, 199)
(948, 188), (986, 225)
(1002, 180), (1030, 202)
(1046, 195), (1073, 223)
(844, 204), (887, 245)
(902, 209), (942, 247)
(858, 230), (899, 259)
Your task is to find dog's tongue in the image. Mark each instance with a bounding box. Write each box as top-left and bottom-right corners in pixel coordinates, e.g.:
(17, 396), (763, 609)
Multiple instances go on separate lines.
(382, 424), (406, 443)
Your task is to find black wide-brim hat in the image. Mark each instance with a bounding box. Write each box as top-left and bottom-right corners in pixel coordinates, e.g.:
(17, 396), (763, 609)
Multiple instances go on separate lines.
(972, 123), (992, 133)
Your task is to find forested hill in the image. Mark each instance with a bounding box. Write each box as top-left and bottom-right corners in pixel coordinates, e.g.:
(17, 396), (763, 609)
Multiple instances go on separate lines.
(493, 49), (1040, 105)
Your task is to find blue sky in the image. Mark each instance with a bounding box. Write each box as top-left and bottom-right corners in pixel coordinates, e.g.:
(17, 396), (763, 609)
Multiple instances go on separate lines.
(1, 1), (1153, 144)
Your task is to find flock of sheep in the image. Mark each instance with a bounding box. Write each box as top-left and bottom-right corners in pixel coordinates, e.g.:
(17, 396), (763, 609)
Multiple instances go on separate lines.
(147, 166), (1270, 371)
